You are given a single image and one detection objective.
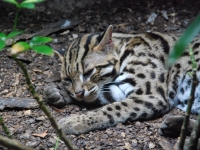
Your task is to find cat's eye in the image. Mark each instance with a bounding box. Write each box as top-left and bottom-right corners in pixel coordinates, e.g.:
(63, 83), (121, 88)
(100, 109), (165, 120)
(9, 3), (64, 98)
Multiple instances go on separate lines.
(63, 78), (72, 86)
(83, 69), (94, 80)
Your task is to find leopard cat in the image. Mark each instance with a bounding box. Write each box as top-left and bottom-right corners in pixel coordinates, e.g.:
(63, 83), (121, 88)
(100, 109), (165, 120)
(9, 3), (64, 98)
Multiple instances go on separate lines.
(45, 25), (200, 135)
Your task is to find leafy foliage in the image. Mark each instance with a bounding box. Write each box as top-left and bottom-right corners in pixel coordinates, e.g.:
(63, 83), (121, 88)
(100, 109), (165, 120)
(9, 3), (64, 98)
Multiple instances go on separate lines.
(166, 15), (200, 67)
(3, 0), (44, 9)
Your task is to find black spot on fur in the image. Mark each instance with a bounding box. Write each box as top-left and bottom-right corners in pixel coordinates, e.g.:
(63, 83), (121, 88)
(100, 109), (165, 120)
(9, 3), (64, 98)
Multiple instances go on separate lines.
(169, 91), (175, 99)
(150, 71), (156, 79)
(156, 86), (166, 100)
(135, 99), (143, 104)
(152, 107), (162, 116)
(134, 107), (140, 111)
(150, 62), (157, 68)
(182, 51), (189, 57)
(198, 65), (200, 71)
(136, 89), (143, 95)
(146, 82), (152, 94)
(121, 102), (128, 107)
(115, 105), (121, 110)
(107, 107), (113, 111)
(133, 61), (147, 66)
(149, 53), (157, 58)
(146, 33), (170, 54)
(130, 112), (137, 118)
(120, 50), (133, 65)
(196, 58), (200, 62)
(157, 100), (163, 106)
(159, 73), (165, 83)
(188, 61), (192, 65)
(126, 90), (134, 97)
(140, 112), (147, 118)
(107, 114), (115, 125)
(116, 112), (121, 117)
(138, 52), (146, 56)
(149, 95), (155, 99)
(144, 101), (153, 109)
(137, 73), (146, 79)
(104, 92), (115, 102)
(194, 51), (199, 55)
(103, 111), (107, 116)
(124, 67), (135, 74)
(193, 43), (200, 49)
(121, 78), (136, 87)
(175, 63), (181, 69)
(188, 79), (192, 86)
(180, 88), (184, 94)
(159, 56), (165, 63)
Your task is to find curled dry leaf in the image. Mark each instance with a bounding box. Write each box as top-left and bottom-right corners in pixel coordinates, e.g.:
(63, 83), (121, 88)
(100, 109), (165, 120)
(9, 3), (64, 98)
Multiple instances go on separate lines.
(52, 106), (65, 113)
(32, 130), (48, 138)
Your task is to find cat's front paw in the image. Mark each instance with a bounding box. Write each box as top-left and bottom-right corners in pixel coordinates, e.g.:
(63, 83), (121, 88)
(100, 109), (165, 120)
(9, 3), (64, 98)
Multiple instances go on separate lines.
(44, 83), (71, 107)
(159, 116), (187, 137)
(58, 115), (91, 135)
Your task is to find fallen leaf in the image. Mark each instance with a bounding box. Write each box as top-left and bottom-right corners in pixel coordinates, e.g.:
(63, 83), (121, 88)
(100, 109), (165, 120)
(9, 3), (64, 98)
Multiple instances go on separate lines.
(5, 91), (15, 97)
(24, 110), (32, 116)
(33, 69), (42, 73)
(52, 106), (65, 113)
(32, 130), (48, 138)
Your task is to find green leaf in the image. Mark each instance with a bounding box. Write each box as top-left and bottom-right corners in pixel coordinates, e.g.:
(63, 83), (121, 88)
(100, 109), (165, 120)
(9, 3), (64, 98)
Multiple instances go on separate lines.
(21, 0), (44, 3)
(6, 31), (23, 39)
(0, 33), (6, 41)
(19, 2), (35, 9)
(0, 40), (6, 50)
(30, 36), (52, 46)
(3, 0), (19, 6)
(11, 42), (30, 54)
(166, 15), (200, 67)
(32, 45), (53, 56)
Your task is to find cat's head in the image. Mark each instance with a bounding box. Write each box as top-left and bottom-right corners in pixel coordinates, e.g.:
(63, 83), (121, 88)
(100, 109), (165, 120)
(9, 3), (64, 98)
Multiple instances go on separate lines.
(58, 25), (120, 103)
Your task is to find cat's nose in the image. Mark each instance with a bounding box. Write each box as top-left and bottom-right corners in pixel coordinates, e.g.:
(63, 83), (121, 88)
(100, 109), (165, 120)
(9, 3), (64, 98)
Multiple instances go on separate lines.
(75, 90), (85, 98)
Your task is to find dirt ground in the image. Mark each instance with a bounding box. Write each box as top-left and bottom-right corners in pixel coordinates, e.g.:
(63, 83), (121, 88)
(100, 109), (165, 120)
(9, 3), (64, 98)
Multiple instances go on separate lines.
(0, 0), (200, 149)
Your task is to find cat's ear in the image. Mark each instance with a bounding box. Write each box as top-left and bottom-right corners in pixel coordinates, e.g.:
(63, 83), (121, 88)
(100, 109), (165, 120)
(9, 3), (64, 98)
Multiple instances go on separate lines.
(54, 50), (64, 62)
(93, 25), (114, 51)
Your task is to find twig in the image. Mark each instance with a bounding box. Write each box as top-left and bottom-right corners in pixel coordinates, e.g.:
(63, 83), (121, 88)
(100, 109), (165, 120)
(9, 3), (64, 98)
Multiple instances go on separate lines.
(178, 47), (197, 150)
(0, 117), (12, 139)
(189, 114), (200, 149)
(12, 55), (74, 150)
(0, 135), (34, 150)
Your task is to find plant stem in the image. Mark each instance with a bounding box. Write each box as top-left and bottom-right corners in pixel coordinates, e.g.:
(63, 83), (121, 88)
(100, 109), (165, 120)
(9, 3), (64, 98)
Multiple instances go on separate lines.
(178, 47), (197, 150)
(13, 8), (19, 31)
(12, 55), (74, 150)
(0, 135), (34, 150)
(0, 117), (12, 139)
(189, 114), (200, 149)
(54, 136), (60, 150)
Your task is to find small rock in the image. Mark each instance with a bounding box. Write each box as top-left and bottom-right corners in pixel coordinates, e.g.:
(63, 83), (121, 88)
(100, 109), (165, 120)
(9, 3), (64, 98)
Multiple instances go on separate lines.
(72, 34), (78, 39)
(144, 137), (150, 142)
(121, 132), (126, 137)
(105, 129), (113, 135)
(148, 142), (155, 149)
(26, 141), (39, 148)
(49, 137), (56, 144)
(146, 12), (157, 25)
(24, 110), (32, 116)
(79, 25), (86, 32)
(36, 116), (45, 121)
(161, 10), (169, 20)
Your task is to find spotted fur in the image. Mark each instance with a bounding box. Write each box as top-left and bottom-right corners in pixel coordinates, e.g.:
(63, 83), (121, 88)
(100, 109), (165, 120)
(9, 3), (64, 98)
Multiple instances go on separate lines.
(48, 25), (200, 135)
